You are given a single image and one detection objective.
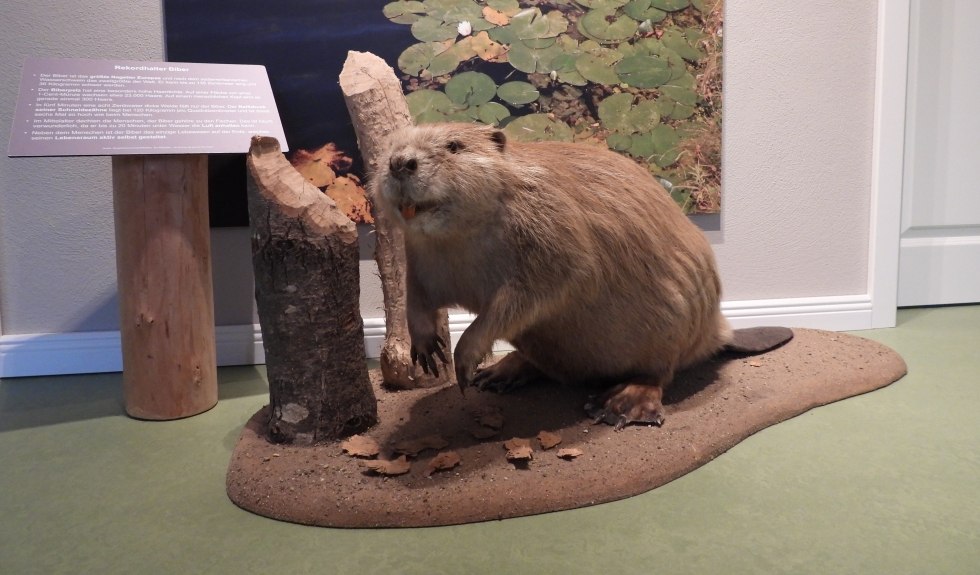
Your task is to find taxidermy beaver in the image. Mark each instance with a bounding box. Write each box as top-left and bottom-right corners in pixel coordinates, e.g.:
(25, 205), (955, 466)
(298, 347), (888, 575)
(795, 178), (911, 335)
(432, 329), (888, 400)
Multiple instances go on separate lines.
(371, 123), (791, 429)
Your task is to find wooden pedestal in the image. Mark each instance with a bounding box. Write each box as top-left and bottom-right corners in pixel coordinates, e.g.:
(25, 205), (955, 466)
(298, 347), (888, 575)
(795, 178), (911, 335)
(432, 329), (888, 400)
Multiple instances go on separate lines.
(111, 154), (218, 420)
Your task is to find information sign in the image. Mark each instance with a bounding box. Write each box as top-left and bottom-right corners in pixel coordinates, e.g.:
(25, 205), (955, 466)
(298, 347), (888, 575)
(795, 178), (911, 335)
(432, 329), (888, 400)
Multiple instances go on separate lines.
(8, 57), (288, 156)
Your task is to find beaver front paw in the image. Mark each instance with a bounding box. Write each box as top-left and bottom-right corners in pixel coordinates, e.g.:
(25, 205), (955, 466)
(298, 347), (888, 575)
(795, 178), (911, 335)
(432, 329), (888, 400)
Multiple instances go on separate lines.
(473, 351), (545, 393)
(585, 382), (666, 431)
(410, 335), (449, 377)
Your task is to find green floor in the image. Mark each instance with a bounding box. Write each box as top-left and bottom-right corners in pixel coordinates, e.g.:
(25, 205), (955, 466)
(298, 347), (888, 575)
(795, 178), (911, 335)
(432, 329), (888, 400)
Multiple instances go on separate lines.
(1, 306), (978, 575)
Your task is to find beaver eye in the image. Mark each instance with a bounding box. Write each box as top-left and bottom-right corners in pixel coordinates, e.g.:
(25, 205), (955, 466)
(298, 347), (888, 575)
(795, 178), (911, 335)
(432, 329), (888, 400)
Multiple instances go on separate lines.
(446, 140), (464, 153)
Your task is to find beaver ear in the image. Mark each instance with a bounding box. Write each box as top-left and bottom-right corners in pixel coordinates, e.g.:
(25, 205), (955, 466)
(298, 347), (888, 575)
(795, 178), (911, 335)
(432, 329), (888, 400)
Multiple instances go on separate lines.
(489, 130), (507, 152)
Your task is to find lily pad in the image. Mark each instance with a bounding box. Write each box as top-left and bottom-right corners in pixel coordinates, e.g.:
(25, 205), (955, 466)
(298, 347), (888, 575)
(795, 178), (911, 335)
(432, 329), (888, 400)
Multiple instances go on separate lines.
(423, 0), (484, 24)
(573, 0), (630, 9)
(615, 54), (672, 88)
(510, 7), (567, 40)
(497, 81), (540, 105)
(503, 114), (573, 142)
(445, 71), (497, 107)
(508, 40), (563, 74)
(624, 0), (668, 22)
(477, 102), (511, 125)
(487, 0), (521, 15)
(597, 92), (635, 132)
(431, 51), (462, 77)
(411, 15), (460, 42)
(406, 89), (454, 121)
(606, 132), (633, 151)
(661, 28), (703, 62)
(579, 9), (639, 43)
(660, 71), (699, 105)
(650, 0), (690, 10)
(397, 42), (437, 76)
(383, 0), (427, 24)
(575, 48), (623, 85)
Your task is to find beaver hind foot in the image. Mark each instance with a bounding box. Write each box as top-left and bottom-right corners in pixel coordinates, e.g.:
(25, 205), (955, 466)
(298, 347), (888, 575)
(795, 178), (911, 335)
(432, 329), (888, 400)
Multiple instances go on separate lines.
(473, 351), (549, 394)
(586, 380), (667, 431)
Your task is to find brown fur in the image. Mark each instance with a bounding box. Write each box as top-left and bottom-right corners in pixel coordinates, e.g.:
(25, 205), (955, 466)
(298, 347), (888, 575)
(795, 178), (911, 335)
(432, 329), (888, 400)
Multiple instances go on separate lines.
(371, 123), (733, 427)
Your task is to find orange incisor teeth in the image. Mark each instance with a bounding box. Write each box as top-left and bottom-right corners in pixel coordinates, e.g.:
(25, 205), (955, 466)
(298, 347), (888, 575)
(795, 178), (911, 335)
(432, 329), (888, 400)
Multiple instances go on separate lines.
(401, 204), (417, 220)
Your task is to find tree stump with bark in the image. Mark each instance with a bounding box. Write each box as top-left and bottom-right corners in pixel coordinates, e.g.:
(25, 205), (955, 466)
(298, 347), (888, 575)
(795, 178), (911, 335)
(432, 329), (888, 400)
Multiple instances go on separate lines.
(246, 135), (377, 443)
(340, 50), (454, 390)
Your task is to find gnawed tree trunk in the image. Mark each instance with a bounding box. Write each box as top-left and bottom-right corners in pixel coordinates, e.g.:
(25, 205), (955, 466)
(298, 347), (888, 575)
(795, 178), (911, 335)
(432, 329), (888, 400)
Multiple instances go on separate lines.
(340, 50), (454, 390)
(246, 135), (377, 443)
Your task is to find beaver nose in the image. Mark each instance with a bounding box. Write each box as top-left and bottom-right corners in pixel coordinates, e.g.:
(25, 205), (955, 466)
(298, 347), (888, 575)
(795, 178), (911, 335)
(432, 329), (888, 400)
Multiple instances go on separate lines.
(389, 155), (418, 179)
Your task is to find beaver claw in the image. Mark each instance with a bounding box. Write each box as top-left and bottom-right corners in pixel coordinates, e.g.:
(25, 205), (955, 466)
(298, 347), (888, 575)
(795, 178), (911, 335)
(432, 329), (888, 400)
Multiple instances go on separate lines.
(410, 335), (449, 377)
(585, 383), (666, 431)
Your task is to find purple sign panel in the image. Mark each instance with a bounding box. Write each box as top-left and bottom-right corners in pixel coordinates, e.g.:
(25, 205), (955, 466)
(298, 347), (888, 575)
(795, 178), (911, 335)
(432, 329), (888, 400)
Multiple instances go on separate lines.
(8, 57), (287, 157)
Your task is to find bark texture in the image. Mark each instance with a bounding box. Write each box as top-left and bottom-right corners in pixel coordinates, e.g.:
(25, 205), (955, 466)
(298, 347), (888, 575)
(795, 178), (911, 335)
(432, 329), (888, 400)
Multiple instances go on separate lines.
(246, 136), (377, 443)
(339, 50), (454, 389)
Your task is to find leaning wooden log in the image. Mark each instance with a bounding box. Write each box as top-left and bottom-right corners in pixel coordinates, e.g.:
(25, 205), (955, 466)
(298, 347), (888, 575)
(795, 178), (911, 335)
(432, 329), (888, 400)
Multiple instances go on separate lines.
(245, 135), (377, 443)
(339, 50), (454, 390)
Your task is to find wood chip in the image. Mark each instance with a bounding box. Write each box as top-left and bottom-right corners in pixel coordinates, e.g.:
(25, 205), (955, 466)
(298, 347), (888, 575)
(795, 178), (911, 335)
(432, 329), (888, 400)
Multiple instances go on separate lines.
(340, 434), (380, 458)
(556, 448), (584, 460)
(362, 455), (411, 476)
(425, 451), (461, 477)
(537, 430), (562, 450)
(503, 438), (533, 461)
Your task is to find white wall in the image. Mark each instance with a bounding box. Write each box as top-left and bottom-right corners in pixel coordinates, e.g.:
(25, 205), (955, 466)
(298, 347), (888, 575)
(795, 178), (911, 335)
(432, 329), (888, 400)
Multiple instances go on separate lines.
(0, 0), (886, 376)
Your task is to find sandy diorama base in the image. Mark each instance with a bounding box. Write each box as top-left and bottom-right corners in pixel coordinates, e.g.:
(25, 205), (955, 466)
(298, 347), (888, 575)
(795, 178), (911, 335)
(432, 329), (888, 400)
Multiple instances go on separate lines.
(226, 328), (907, 528)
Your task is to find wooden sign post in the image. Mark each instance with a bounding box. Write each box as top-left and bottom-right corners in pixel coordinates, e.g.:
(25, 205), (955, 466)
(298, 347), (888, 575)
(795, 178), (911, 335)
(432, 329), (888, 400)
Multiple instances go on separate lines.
(111, 154), (217, 419)
(9, 58), (288, 420)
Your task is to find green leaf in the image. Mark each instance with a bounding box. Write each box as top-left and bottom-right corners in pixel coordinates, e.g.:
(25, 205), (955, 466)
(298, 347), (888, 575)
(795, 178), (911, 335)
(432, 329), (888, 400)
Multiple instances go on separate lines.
(606, 133), (633, 151)
(660, 71), (699, 104)
(497, 81), (540, 105)
(384, 0), (427, 24)
(649, 123), (681, 167)
(615, 54), (672, 88)
(428, 47), (462, 76)
(398, 43), (437, 76)
(580, 9), (639, 43)
(411, 16), (460, 42)
(510, 7), (567, 40)
(487, 0), (520, 13)
(574, 46), (623, 85)
(573, 0), (630, 9)
(488, 24), (518, 44)
(661, 28), (703, 62)
(445, 71), (497, 107)
(649, 0), (690, 11)
(597, 93), (635, 132)
(507, 41), (563, 74)
(623, 0), (668, 23)
(627, 99), (662, 130)
(598, 93), (661, 134)
(406, 89), (454, 120)
(477, 102), (511, 125)
(503, 114), (573, 142)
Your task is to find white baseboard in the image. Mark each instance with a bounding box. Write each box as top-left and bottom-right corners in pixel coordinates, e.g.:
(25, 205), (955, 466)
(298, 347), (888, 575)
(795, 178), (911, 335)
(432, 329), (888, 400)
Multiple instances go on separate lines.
(0, 294), (875, 378)
(898, 234), (980, 307)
